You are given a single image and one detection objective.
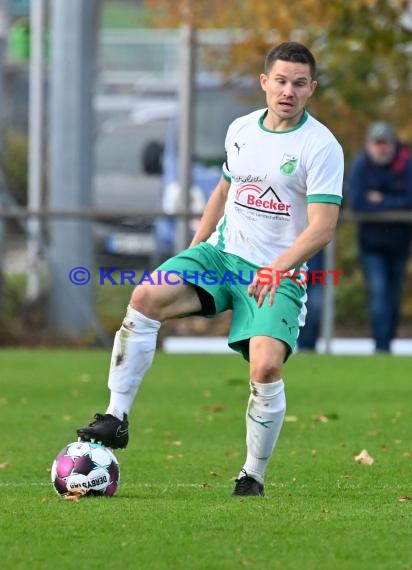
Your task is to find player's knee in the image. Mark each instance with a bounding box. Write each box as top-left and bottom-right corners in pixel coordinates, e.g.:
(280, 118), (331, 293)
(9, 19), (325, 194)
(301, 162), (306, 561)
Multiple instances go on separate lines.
(249, 360), (282, 382)
(130, 284), (163, 320)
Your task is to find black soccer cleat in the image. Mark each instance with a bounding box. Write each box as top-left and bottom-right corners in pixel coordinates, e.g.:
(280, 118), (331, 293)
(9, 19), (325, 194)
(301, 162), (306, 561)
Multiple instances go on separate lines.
(76, 413), (129, 449)
(231, 472), (265, 497)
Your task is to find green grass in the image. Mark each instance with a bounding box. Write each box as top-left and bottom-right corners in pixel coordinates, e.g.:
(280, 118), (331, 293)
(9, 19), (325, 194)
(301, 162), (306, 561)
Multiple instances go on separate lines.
(1, 351), (412, 569)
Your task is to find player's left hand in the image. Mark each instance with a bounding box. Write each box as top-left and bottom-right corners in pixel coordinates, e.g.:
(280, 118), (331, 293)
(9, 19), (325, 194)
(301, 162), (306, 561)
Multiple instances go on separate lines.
(248, 269), (279, 308)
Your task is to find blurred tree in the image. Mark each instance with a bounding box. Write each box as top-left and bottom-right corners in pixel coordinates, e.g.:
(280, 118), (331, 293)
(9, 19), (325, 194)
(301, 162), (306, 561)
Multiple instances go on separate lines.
(145, 0), (412, 159)
(143, 0), (412, 334)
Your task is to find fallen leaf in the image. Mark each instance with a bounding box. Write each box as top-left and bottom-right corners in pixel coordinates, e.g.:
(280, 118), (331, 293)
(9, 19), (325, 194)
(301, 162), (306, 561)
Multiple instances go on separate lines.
(40, 498), (49, 504)
(355, 449), (375, 465)
(313, 412), (339, 422)
(172, 441), (182, 446)
(210, 471), (222, 477)
(398, 496), (411, 502)
(402, 451), (412, 458)
(0, 461), (11, 469)
(201, 481), (211, 488)
(224, 450), (240, 458)
(63, 489), (86, 501)
(312, 415), (329, 423)
(201, 404), (225, 413)
(64, 494), (81, 502)
(284, 415), (298, 422)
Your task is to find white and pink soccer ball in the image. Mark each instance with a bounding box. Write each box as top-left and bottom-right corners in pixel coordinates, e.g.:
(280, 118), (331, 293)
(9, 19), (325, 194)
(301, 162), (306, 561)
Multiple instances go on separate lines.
(51, 441), (120, 498)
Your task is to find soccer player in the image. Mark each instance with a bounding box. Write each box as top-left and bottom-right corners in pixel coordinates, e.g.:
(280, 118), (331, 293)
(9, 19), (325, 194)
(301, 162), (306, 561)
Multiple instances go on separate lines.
(77, 42), (344, 496)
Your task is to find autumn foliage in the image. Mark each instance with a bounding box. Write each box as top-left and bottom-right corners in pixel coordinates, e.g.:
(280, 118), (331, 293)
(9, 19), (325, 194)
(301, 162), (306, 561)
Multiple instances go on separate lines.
(144, 0), (412, 157)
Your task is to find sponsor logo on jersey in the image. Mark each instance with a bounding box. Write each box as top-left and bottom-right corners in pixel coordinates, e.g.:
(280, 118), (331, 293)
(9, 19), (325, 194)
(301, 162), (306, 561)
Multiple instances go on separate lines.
(280, 153), (299, 176)
(232, 174), (267, 184)
(234, 184), (291, 216)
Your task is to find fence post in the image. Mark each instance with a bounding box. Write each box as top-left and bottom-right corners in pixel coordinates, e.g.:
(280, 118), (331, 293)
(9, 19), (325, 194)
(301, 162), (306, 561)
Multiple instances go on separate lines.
(48, 0), (100, 338)
(321, 238), (336, 354)
(26, 0), (45, 300)
(0, 0), (9, 311)
(174, 24), (196, 254)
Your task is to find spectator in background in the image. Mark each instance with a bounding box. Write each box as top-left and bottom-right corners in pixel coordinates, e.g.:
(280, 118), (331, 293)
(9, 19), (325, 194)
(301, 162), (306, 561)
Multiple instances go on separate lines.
(298, 250), (324, 351)
(348, 122), (412, 352)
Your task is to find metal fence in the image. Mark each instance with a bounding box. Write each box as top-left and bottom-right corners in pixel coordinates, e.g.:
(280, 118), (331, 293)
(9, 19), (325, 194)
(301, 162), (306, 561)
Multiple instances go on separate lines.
(1, 205), (411, 349)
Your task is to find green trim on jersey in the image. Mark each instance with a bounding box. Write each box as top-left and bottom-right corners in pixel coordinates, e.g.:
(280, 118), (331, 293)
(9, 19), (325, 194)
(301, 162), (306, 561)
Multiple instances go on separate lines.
(307, 194), (342, 205)
(222, 169), (231, 182)
(258, 109), (309, 134)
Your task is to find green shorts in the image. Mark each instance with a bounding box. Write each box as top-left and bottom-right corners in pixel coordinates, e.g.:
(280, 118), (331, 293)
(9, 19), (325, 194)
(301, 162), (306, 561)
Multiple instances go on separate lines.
(157, 242), (307, 361)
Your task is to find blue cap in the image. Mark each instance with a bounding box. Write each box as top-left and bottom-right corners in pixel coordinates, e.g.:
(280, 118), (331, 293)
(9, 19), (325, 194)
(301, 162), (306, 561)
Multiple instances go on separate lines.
(367, 122), (396, 142)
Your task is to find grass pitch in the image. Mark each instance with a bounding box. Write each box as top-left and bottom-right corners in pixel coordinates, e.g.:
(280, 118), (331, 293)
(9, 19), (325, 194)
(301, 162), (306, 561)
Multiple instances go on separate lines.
(1, 349), (412, 569)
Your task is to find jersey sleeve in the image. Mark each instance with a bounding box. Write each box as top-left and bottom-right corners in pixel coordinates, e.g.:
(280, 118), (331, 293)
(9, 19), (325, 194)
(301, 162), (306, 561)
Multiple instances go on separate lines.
(221, 111), (262, 183)
(222, 159), (231, 182)
(306, 140), (344, 205)
(222, 118), (238, 182)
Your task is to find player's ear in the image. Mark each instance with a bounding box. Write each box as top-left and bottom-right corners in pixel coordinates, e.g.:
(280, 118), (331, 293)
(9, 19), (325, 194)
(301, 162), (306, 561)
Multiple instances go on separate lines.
(260, 73), (268, 92)
(309, 80), (318, 97)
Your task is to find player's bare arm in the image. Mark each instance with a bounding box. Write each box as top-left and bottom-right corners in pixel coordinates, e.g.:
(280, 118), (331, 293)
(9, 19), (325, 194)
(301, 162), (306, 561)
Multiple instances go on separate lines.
(249, 202), (340, 307)
(190, 176), (230, 246)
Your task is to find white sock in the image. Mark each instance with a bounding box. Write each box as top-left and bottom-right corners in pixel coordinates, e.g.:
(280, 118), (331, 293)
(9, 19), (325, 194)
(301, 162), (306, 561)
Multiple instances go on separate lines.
(239, 379), (286, 484)
(106, 305), (161, 419)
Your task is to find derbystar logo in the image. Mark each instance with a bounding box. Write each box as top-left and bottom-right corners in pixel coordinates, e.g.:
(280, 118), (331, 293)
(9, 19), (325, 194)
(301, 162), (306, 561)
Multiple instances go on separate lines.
(234, 184), (291, 216)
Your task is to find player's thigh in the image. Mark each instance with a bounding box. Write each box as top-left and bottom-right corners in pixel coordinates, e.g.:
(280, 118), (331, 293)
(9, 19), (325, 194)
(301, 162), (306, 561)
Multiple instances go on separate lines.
(130, 276), (202, 321)
(229, 282), (305, 364)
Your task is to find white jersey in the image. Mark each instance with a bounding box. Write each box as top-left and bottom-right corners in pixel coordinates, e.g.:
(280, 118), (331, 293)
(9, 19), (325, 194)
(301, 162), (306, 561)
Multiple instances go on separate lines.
(207, 109), (344, 266)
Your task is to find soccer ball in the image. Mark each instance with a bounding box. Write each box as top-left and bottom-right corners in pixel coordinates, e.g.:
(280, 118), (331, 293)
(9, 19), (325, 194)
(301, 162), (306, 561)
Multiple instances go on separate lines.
(51, 441), (120, 498)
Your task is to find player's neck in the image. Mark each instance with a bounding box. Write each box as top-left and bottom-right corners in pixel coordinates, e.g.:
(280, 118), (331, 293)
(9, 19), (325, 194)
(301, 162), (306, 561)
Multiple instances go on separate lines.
(262, 108), (305, 132)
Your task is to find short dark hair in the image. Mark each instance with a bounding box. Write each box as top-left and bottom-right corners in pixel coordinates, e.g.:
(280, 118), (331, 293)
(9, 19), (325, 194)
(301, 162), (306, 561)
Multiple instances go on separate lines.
(265, 42), (317, 79)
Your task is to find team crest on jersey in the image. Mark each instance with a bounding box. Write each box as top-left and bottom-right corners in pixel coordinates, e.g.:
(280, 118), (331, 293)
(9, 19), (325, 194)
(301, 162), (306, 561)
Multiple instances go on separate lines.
(280, 154), (298, 176)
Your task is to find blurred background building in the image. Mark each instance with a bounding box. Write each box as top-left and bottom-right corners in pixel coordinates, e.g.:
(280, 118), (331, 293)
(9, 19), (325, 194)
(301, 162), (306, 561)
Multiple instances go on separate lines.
(1, 0), (412, 352)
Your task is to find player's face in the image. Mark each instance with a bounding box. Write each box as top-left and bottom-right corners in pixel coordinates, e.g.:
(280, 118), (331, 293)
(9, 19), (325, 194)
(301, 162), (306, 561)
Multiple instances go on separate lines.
(260, 60), (317, 129)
